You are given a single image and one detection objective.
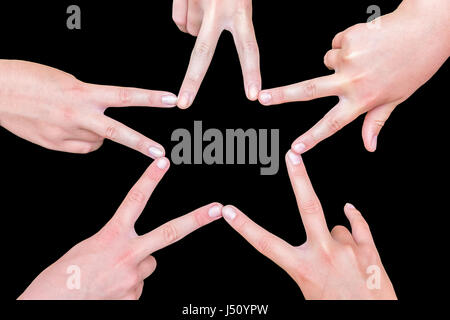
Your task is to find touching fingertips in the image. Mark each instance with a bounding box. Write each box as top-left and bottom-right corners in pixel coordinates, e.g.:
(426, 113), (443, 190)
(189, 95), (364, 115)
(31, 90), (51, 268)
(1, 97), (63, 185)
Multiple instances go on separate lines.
(208, 204), (223, 218)
(156, 157), (169, 170)
(259, 92), (272, 105)
(292, 142), (306, 154)
(248, 84), (260, 101)
(222, 206), (236, 221)
(287, 150), (302, 166)
(161, 95), (178, 107)
(149, 146), (164, 158)
(178, 92), (191, 109)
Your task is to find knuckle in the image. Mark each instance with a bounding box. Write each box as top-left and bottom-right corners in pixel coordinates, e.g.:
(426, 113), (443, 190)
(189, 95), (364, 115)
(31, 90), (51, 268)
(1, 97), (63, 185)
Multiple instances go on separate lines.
(128, 190), (147, 205)
(339, 244), (357, 260)
(193, 41), (213, 59)
(241, 40), (258, 54)
(316, 245), (334, 265)
(193, 210), (205, 228)
(300, 199), (322, 215)
(340, 32), (352, 47)
(125, 272), (140, 289)
(135, 139), (147, 153)
(255, 236), (273, 257)
(66, 79), (88, 96)
(118, 87), (132, 105)
(323, 53), (329, 66)
(374, 119), (386, 128)
(325, 116), (343, 133)
(331, 225), (348, 235)
(115, 249), (138, 268)
(161, 223), (179, 244)
(105, 125), (118, 140)
(233, 217), (248, 232)
(303, 81), (317, 99)
(172, 15), (185, 27)
(187, 27), (199, 37)
(323, 51), (332, 65)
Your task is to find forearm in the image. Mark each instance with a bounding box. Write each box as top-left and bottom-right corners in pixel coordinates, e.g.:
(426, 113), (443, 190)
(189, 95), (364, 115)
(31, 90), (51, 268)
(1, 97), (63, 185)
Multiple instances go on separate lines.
(399, 0), (450, 53)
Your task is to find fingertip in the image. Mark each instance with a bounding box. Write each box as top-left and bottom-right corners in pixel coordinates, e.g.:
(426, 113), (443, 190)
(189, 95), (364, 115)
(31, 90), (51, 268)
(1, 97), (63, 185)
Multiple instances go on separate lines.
(345, 203), (356, 211)
(291, 141), (306, 154)
(286, 150), (303, 166)
(207, 202), (224, 219)
(247, 84), (260, 101)
(155, 157), (170, 171)
(161, 94), (178, 107)
(362, 130), (377, 153)
(177, 92), (192, 109)
(222, 205), (237, 222)
(258, 91), (272, 105)
(344, 203), (360, 218)
(149, 146), (165, 159)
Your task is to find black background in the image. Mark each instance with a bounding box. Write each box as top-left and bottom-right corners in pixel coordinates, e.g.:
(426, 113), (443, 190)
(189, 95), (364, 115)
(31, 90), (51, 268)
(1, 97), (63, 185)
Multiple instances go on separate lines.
(1, 0), (447, 317)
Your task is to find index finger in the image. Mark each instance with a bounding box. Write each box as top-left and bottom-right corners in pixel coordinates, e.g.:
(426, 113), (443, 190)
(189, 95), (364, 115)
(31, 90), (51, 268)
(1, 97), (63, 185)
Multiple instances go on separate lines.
(135, 203), (223, 259)
(87, 115), (165, 159)
(232, 14), (261, 101)
(291, 101), (360, 154)
(258, 74), (341, 106)
(285, 151), (331, 243)
(84, 83), (178, 108)
(112, 157), (170, 228)
(221, 205), (299, 273)
(177, 16), (221, 109)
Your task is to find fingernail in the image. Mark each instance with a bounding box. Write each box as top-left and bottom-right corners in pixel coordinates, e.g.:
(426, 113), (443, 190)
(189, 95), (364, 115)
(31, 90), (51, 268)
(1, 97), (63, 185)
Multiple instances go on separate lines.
(178, 92), (191, 109)
(371, 135), (378, 151)
(292, 142), (306, 154)
(156, 157), (168, 169)
(248, 84), (259, 101)
(149, 147), (164, 158)
(208, 205), (222, 218)
(222, 206), (236, 221)
(161, 95), (178, 106)
(259, 92), (272, 104)
(287, 150), (302, 165)
(345, 203), (355, 210)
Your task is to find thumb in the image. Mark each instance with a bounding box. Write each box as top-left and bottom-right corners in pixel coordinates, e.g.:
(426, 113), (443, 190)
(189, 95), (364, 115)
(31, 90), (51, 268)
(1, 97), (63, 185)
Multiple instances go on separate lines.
(362, 103), (397, 152)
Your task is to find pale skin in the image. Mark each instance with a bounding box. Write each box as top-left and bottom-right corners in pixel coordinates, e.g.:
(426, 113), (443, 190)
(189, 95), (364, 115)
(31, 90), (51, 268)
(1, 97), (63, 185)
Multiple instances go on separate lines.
(18, 157), (223, 300)
(258, 0), (450, 153)
(172, 0), (261, 108)
(0, 60), (179, 158)
(222, 151), (397, 300)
